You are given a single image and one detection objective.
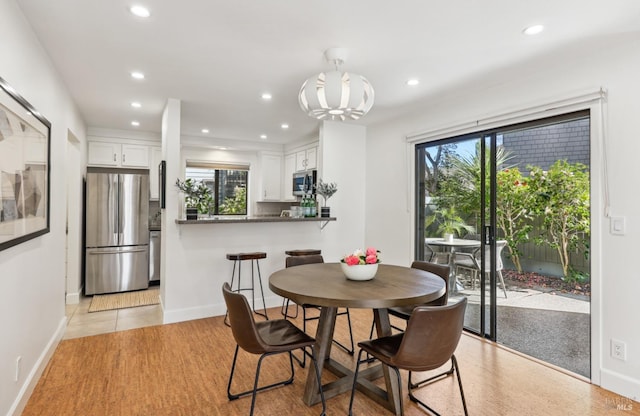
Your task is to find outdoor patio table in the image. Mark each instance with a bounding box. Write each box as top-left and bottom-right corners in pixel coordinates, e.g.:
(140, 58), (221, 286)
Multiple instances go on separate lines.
(269, 262), (445, 415)
(425, 237), (481, 293)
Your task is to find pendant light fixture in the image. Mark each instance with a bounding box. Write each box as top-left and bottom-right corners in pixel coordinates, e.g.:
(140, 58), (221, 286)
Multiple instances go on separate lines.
(298, 48), (374, 121)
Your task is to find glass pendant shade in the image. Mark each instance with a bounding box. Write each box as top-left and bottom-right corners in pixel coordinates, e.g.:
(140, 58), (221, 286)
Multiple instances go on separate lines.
(299, 69), (374, 121)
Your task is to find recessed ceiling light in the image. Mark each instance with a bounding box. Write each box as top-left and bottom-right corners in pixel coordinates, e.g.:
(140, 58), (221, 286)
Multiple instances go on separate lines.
(130, 71), (145, 80)
(281, 123), (289, 129)
(219, 147), (228, 150)
(407, 78), (420, 86)
(261, 93), (272, 101)
(523, 24), (544, 35)
(260, 134), (267, 139)
(130, 5), (151, 18)
(201, 128), (210, 134)
(131, 121), (140, 127)
(131, 101), (141, 108)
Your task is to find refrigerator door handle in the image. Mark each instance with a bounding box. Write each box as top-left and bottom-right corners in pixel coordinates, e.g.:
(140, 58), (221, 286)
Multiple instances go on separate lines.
(117, 174), (123, 243)
(88, 247), (148, 255)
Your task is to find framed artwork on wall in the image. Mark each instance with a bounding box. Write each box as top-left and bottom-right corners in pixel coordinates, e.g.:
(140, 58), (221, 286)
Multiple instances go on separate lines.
(0, 76), (51, 252)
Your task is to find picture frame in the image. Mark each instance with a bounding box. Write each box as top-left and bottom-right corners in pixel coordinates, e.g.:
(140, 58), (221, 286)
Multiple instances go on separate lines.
(280, 209), (291, 218)
(0, 76), (51, 251)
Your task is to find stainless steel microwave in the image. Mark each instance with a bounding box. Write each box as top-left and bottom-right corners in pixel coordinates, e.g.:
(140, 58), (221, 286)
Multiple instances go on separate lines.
(292, 170), (317, 196)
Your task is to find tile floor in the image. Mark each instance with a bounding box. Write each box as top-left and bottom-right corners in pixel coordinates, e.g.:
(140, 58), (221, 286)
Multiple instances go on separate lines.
(64, 289), (163, 340)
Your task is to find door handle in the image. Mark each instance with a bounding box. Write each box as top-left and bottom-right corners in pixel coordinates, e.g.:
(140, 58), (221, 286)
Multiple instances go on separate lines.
(90, 247), (147, 255)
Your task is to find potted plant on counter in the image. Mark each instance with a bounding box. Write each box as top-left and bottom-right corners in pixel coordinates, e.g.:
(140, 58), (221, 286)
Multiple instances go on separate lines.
(315, 179), (337, 218)
(175, 178), (213, 220)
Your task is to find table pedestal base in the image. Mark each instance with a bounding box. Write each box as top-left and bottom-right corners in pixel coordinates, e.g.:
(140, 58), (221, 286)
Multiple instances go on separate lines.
(303, 307), (402, 415)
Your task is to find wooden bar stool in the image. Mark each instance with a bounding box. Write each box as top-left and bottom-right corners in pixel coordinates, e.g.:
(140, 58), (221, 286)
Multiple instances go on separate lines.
(285, 249), (321, 256)
(225, 252), (268, 325)
(281, 249), (321, 318)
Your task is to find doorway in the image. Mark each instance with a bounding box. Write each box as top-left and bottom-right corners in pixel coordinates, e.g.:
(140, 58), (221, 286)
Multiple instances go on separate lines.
(415, 111), (591, 377)
(65, 131), (82, 304)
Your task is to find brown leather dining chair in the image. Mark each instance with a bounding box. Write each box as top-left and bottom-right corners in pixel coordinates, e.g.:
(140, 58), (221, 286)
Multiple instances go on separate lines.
(222, 283), (326, 416)
(349, 298), (469, 416)
(283, 254), (355, 367)
(369, 261), (449, 335)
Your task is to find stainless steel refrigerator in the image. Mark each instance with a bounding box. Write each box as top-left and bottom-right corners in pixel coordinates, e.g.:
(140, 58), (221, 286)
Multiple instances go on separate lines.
(85, 169), (150, 295)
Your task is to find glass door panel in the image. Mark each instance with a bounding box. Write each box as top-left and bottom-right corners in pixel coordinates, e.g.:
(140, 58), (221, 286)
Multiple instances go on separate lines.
(416, 111), (591, 377)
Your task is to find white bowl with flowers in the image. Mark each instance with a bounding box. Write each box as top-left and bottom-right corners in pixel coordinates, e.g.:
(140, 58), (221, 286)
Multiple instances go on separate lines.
(340, 247), (381, 281)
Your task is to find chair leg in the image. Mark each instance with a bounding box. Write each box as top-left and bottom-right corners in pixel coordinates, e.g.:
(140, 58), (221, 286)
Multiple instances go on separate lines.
(452, 355), (469, 416)
(253, 259), (269, 320)
(498, 270), (508, 298)
(348, 349), (366, 416)
(408, 358), (454, 389)
(408, 355), (467, 416)
(301, 308), (354, 359)
(281, 298), (299, 319)
(226, 346), (295, 405)
(330, 308), (355, 355)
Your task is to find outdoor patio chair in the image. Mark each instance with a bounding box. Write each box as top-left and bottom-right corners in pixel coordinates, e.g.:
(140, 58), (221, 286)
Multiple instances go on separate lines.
(454, 239), (508, 297)
(222, 282), (326, 416)
(349, 298), (469, 416)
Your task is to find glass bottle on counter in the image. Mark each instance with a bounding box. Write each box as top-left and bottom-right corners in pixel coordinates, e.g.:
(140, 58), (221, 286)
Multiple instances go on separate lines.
(305, 196), (311, 217)
(310, 195), (317, 217)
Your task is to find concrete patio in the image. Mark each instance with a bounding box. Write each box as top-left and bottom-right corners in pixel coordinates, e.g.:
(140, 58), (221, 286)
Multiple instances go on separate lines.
(453, 283), (591, 378)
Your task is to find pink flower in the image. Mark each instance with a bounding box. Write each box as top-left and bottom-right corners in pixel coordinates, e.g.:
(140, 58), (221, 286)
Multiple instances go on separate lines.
(345, 255), (361, 266)
(365, 254), (377, 264)
(365, 247), (377, 257)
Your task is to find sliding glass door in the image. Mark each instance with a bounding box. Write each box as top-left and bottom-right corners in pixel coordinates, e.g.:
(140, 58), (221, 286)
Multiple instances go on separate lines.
(416, 133), (499, 338)
(415, 111), (591, 377)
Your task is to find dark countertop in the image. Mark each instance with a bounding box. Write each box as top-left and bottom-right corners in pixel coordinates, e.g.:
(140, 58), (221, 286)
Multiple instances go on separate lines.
(175, 216), (336, 225)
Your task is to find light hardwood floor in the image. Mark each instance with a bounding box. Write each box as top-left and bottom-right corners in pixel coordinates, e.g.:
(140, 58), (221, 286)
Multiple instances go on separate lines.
(25, 306), (638, 415)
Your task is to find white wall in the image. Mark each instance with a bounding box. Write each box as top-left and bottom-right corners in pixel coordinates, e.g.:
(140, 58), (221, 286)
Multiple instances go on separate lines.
(365, 33), (640, 400)
(320, 121), (367, 260)
(0, 0), (87, 414)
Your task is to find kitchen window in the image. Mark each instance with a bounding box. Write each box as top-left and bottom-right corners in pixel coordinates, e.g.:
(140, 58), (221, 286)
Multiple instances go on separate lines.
(185, 161), (248, 215)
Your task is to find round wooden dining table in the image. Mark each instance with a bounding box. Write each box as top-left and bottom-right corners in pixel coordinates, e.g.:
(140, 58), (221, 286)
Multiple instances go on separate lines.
(269, 262), (446, 415)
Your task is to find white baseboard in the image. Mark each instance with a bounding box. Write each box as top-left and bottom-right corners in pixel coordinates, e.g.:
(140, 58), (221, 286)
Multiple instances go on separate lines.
(65, 290), (81, 304)
(601, 368), (640, 402)
(8, 316), (67, 416)
(162, 295), (281, 324)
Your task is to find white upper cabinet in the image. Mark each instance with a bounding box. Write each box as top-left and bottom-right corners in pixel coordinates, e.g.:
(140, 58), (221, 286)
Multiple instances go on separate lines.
(259, 153), (282, 201)
(294, 145), (317, 172)
(88, 142), (120, 166)
(88, 141), (151, 168)
(121, 144), (149, 167)
(282, 153), (296, 201)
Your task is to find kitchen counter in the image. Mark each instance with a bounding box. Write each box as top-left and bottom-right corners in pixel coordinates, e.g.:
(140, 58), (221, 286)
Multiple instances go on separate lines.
(175, 216), (336, 225)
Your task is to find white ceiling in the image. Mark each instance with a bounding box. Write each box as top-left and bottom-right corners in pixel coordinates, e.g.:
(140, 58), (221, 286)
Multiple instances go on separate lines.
(15, 0), (640, 145)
